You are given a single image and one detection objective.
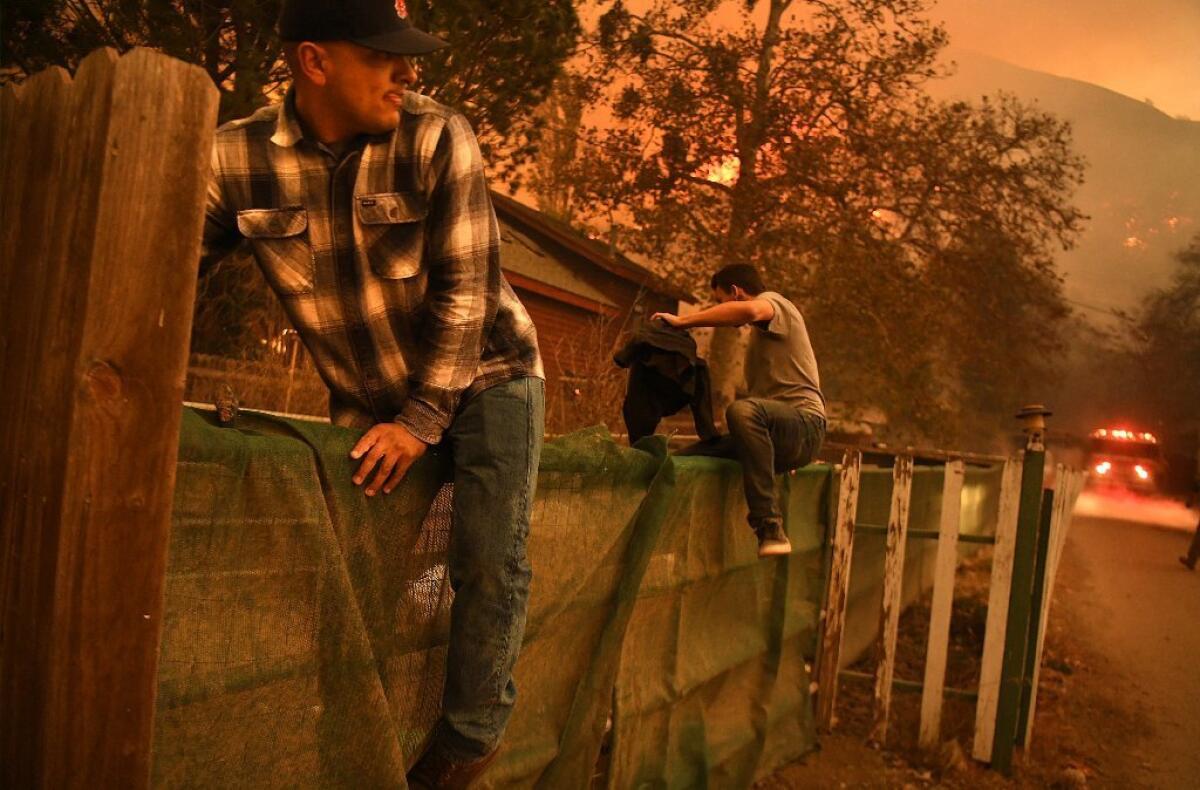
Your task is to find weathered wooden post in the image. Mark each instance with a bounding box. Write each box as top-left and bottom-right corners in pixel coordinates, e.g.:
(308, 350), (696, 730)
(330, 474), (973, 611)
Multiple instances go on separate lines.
(918, 458), (965, 750)
(989, 404), (1052, 774)
(868, 453), (914, 746)
(1021, 467), (1084, 747)
(0, 48), (217, 788)
(1017, 487), (1056, 739)
(815, 450), (862, 730)
(972, 456), (1021, 762)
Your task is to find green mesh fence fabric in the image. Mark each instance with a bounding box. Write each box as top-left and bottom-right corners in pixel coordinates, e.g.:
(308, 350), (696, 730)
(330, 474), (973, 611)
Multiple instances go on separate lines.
(605, 461), (828, 789)
(154, 408), (1002, 788)
(156, 408), (451, 788)
(480, 428), (673, 788)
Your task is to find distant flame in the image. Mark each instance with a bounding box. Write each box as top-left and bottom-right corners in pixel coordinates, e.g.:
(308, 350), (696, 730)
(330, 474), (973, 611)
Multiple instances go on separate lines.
(704, 156), (740, 186)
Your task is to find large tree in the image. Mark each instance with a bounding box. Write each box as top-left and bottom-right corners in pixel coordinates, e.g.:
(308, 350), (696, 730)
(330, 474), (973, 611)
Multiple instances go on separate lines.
(415, 0), (581, 177)
(3, 0), (289, 121)
(1, 0), (580, 171)
(555, 0), (1085, 446)
(1128, 234), (1200, 430)
(2, 0), (580, 365)
(530, 74), (588, 222)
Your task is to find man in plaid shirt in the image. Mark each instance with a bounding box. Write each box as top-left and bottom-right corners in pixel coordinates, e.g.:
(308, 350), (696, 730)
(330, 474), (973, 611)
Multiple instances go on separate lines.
(201, 0), (544, 785)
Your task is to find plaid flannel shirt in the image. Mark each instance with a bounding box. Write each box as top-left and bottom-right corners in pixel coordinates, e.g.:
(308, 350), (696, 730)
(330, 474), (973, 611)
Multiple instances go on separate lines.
(202, 90), (543, 444)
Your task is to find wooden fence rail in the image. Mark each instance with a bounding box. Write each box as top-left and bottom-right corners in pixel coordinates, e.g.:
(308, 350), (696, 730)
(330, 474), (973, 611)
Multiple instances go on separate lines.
(0, 48), (217, 789)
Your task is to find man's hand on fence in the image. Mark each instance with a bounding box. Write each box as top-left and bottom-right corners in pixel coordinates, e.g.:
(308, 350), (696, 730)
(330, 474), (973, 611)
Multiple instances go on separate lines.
(650, 312), (683, 328)
(350, 423), (428, 496)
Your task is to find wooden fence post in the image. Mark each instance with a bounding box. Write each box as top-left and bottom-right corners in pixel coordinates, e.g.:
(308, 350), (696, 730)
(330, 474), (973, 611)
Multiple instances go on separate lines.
(990, 444), (1047, 774)
(868, 454), (914, 746)
(0, 48), (218, 789)
(1021, 468), (1083, 747)
(918, 459), (965, 750)
(815, 450), (862, 730)
(1017, 481), (1057, 739)
(973, 457), (1022, 762)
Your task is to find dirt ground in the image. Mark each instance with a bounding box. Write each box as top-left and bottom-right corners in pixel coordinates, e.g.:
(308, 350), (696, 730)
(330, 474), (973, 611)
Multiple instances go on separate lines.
(757, 535), (1167, 789)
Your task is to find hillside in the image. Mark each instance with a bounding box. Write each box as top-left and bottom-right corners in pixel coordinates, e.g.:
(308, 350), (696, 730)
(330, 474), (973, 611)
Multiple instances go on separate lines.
(928, 49), (1200, 314)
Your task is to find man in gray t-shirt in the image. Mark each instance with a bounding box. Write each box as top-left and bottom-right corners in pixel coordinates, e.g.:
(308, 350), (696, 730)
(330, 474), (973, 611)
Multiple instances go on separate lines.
(652, 263), (826, 557)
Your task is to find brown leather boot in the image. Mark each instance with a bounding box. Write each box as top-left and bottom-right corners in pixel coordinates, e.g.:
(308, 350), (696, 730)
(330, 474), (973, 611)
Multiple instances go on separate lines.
(406, 744), (499, 790)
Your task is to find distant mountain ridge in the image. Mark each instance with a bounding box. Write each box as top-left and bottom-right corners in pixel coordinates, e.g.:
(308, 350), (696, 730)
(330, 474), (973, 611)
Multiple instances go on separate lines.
(927, 49), (1200, 315)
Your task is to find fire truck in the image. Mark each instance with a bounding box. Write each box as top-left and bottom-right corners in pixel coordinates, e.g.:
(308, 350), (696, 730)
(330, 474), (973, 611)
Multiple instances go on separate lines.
(1085, 428), (1165, 493)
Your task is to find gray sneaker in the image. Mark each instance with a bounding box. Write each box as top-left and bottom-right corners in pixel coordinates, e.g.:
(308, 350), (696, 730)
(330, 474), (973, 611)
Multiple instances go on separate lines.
(755, 522), (792, 557)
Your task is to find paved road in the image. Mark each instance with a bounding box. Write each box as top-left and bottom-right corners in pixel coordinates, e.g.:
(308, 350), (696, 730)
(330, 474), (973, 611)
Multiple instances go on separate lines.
(1062, 504), (1200, 789)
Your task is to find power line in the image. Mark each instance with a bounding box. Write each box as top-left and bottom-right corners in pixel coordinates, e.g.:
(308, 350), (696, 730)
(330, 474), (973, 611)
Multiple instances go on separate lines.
(1063, 296), (1125, 317)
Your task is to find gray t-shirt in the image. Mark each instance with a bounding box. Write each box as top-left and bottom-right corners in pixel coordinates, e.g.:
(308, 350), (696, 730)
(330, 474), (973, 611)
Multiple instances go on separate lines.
(744, 291), (825, 418)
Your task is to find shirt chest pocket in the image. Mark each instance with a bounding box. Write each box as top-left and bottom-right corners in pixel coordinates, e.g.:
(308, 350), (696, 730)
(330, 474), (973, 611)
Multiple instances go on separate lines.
(356, 192), (427, 280)
(236, 207), (314, 295)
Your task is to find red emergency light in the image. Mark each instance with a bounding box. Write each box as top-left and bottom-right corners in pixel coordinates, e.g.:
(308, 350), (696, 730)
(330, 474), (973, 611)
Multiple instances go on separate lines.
(1090, 428), (1157, 443)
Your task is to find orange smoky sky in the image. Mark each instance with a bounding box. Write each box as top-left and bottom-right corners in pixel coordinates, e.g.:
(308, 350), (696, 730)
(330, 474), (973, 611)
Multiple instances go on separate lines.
(597, 1), (1200, 119)
(932, 0), (1200, 119)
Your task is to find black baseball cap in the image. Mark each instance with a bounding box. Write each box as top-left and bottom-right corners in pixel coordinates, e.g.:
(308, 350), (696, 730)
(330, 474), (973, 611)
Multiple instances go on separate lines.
(279, 0), (448, 55)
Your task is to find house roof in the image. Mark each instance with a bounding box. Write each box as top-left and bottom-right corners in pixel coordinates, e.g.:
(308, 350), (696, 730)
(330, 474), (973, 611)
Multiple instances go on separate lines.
(490, 191), (694, 304)
(498, 219), (617, 309)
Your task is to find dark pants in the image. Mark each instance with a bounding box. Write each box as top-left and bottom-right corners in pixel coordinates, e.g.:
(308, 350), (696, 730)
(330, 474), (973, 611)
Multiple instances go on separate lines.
(621, 361), (718, 445)
(438, 377), (544, 759)
(679, 398), (825, 531)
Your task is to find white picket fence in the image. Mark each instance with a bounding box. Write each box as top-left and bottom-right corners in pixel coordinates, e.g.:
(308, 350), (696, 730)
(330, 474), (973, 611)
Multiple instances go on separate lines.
(813, 449), (1085, 760)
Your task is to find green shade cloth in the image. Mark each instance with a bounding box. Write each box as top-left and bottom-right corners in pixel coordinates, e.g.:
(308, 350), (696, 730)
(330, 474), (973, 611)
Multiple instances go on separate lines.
(606, 462), (828, 789)
(153, 408), (1002, 787)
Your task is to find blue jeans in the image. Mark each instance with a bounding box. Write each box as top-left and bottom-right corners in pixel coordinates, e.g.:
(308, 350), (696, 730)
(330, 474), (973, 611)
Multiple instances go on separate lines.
(679, 399), (825, 532)
(437, 376), (544, 760)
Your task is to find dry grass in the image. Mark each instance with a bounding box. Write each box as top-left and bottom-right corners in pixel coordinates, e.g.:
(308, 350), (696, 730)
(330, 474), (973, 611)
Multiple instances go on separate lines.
(760, 546), (1146, 789)
(185, 350), (328, 418)
(544, 315), (629, 436)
